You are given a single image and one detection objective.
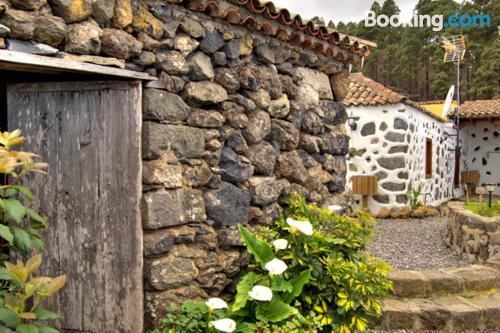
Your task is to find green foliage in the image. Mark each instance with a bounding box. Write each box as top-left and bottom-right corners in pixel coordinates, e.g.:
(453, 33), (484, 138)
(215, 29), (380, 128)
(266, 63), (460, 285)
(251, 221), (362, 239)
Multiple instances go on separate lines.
(406, 182), (424, 210)
(0, 130), (64, 333)
(151, 194), (392, 333)
(259, 194), (393, 333)
(149, 301), (225, 333)
(464, 201), (500, 217)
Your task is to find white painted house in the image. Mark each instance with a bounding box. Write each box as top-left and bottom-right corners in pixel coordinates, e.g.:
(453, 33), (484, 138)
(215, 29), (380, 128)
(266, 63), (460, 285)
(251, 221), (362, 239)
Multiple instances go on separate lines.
(458, 100), (500, 195)
(344, 73), (463, 214)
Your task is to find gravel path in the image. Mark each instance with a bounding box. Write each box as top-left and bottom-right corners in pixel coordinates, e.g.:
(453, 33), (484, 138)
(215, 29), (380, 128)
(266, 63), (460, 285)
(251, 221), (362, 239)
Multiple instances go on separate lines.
(366, 217), (469, 270)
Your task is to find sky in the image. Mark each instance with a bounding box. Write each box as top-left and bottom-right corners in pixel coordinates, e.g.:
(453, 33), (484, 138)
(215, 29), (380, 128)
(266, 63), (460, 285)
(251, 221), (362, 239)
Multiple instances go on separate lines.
(270, 0), (452, 24)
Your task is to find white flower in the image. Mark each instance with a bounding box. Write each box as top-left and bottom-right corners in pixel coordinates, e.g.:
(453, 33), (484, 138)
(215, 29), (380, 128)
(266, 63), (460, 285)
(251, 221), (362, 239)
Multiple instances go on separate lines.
(328, 205), (344, 214)
(211, 318), (237, 333)
(205, 297), (228, 310)
(264, 258), (288, 275)
(248, 285), (273, 301)
(272, 239), (289, 250)
(286, 218), (314, 236)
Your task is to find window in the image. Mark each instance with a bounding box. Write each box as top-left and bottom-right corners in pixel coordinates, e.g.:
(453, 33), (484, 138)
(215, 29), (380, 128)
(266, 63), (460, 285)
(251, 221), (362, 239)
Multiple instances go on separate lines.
(425, 138), (433, 179)
(454, 149), (461, 188)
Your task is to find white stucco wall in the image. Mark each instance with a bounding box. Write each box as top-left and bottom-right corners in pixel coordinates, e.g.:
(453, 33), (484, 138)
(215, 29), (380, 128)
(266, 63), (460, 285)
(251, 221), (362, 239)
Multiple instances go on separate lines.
(460, 123), (500, 195)
(346, 103), (462, 213)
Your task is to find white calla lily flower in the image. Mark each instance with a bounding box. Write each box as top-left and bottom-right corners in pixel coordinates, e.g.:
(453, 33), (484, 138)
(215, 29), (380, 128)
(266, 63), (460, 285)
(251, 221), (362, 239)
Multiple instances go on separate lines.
(272, 239), (289, 250)
(264, 258), (288, 275)
(286, 218), (314, 236)
(205, 297), (228, 310)
(211, 318), (237, 332)
(248, 285), (273, 301)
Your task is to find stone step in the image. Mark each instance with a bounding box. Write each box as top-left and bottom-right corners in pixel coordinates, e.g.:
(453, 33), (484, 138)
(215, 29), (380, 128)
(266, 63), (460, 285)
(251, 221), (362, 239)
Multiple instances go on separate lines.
(377, 292), (500, 331)
(389, 265), (500, 298)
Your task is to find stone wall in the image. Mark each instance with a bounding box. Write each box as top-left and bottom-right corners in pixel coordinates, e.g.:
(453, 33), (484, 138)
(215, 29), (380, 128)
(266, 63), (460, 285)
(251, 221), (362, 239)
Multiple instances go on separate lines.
(346, 103), (461, 214)
(0, 0), (354, 328)
(140, 7), (350, 327)
(460, 123), (500, 195)
(445, 202), (500, 264)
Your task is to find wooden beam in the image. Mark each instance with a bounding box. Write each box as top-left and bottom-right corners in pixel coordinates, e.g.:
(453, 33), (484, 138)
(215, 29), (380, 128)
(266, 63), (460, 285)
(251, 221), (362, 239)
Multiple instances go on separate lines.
(0, 50), (157, 81)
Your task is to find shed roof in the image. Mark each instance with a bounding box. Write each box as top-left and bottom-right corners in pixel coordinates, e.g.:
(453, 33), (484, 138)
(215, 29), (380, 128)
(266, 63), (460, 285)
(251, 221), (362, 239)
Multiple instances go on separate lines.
(457, 99), (500, 119)
(182, 0), (376, 63)
(345, 73), (447, 122)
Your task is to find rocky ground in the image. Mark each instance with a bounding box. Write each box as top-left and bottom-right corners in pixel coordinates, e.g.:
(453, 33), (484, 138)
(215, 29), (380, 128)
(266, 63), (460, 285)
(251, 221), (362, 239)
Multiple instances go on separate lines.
(367, 217), (469, 270)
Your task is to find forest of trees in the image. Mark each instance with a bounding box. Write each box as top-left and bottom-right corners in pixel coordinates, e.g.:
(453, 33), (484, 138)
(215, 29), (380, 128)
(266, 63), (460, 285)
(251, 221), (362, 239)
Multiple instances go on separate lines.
(312, 0), (499, 102)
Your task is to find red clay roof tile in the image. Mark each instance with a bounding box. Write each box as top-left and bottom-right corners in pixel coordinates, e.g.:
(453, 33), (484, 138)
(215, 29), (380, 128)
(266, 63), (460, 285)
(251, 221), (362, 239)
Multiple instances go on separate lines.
(183, 0), (376, 64)
(458, 99), (500, 119)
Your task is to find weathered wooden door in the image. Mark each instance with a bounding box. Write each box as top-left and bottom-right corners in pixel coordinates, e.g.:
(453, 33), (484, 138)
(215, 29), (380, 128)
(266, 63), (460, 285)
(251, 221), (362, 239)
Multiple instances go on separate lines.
(7, 81), (143, 333)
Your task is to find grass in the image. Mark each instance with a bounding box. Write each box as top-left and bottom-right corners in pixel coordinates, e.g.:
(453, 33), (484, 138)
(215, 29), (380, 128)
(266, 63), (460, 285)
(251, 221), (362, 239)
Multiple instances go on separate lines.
(464, 201), (500, 217)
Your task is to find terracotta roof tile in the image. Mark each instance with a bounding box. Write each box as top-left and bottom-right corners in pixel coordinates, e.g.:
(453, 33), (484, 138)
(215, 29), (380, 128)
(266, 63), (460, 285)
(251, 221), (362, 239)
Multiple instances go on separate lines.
(345, 73), (447, 122)
(458, 99), (500, 119)
(182, 0), (376, 64)
(344, 73), (404, 106)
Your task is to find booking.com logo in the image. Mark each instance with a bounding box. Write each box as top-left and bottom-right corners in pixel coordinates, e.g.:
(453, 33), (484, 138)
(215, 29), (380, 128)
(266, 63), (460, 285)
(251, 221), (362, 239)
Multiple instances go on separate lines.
(365, 10), (491, 31)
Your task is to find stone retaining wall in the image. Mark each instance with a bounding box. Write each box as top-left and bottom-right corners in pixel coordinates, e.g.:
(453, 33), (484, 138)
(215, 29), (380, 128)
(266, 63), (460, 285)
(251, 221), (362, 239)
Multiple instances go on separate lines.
(0, 0), (356, 328)
(445, 201), (500, 265)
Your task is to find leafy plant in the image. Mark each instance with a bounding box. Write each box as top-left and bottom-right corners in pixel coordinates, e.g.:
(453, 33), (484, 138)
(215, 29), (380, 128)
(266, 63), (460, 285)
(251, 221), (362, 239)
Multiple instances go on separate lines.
(149, 301), (226, 333)
(260, 194), (393, 333)
(406, 182), (424, 210)
(152, 194), (392, 333)
(0, 254), (66, 332)
(0, 130), (66, 332)
(464, 201), (500, 217)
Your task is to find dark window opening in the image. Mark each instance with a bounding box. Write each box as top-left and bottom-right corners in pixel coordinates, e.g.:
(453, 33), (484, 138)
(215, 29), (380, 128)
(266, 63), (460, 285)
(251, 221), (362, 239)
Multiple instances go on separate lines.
(425, 138), (433, 179)
(454, 149), (461, 188)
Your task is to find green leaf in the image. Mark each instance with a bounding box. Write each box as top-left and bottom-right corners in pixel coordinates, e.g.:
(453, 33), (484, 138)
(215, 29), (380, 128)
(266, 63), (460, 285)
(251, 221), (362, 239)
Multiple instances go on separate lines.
(0, 308), (21, 329)
(0, 225), (13, 245)
(0, 268), (13, 281)
(0, 324), (14, 333)
(34, 309), (60, 320)
(26, 209), (47, 230)
(231, 272), (256, 312)
(271, 276), (293, 292)
(30, 237), (44, 253)
(8, 186), (33, 202)
(255, 297), (294, 323)
(2, 200), (26, 224)
(37, 327), (59, 333)
(283, 269), (311, 304)
(12, 228), (32, 256)
(235, 322), (256, 333)
(16, 324), (39, 333)
(238, 225), (274, 268)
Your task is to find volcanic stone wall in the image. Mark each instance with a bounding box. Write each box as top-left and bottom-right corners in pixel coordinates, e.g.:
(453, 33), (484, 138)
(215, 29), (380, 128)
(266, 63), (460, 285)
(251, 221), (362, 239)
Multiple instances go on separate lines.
(139, 7), (350, 327)
(0, 0), (351, 328)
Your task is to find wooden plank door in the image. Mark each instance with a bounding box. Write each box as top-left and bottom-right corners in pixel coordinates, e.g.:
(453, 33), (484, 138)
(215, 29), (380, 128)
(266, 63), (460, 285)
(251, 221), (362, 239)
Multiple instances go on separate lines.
(7, 81), (143, 333)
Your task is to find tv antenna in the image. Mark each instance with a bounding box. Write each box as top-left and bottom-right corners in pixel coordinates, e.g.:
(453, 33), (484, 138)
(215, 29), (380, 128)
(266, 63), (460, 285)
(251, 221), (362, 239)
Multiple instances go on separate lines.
(441, 35), (466, 124)
(441, 35), (466, 199)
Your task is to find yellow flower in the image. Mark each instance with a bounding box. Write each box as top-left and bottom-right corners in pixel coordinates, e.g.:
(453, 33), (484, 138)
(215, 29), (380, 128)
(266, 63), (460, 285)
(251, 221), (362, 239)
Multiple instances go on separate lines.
(0, 130), (25, 150)
(0, 156), (21, 174)
(22, 161), (49, 174)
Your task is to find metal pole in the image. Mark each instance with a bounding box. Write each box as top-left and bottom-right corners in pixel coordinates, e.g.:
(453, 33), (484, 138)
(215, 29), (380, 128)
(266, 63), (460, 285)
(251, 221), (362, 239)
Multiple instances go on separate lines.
(455, 57), (461, 199)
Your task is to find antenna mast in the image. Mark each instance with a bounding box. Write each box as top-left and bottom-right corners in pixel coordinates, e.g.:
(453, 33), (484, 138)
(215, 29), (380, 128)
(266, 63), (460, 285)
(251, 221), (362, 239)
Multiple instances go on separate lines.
(441, 35), (466, 198)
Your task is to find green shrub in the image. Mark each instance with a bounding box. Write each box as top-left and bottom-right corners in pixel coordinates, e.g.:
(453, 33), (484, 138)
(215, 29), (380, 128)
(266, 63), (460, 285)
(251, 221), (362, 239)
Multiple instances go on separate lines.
(0, 130), (66, 332)
(151, 194), (392, 333)
(464, 201), (500, 217)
